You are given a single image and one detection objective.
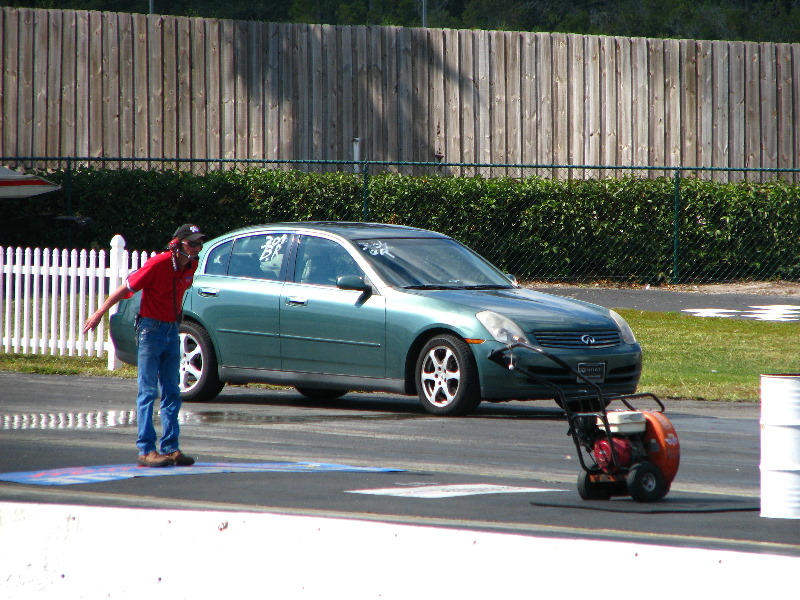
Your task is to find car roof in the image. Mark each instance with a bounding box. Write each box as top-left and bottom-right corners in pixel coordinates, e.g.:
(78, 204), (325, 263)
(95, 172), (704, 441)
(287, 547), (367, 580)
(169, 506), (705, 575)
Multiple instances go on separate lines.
(220, 222), (452, 241)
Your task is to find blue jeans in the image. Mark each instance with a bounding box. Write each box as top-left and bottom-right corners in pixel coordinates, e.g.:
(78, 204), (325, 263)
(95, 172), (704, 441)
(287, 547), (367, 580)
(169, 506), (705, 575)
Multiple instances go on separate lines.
(136, 318), (182, 456)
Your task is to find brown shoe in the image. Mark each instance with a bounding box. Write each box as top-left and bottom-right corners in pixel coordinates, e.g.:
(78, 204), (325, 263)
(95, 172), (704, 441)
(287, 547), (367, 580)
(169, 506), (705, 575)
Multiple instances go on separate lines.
(137, 451), (173, 468)
(165, 450), (195, 466)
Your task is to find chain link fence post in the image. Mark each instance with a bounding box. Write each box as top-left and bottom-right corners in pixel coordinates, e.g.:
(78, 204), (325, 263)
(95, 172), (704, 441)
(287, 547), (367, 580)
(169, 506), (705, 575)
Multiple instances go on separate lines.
(672, 169), (681, 284)
(361, 159), (370, 222)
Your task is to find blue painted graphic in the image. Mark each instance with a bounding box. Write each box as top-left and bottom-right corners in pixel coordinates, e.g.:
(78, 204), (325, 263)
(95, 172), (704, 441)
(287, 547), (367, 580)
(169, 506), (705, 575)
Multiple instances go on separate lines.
(0, 462), (403, 486)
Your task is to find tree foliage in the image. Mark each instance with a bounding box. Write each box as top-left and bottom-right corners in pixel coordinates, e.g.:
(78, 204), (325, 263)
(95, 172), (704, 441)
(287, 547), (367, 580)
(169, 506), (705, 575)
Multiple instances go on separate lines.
(4, 0), (800, 43)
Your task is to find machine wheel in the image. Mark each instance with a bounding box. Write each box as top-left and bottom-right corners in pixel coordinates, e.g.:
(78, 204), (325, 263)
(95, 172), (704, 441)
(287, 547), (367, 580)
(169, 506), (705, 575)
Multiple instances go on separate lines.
(179, 321), (224, 402)
(415, 334), (481, 416)
(577, 470), (613, 500)
(626, 461), (668, 503)
(295, 387), (349, 401)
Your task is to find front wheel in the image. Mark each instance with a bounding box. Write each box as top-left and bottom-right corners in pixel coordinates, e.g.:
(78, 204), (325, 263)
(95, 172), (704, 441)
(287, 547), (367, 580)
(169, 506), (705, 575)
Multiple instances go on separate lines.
(179, 321), (224, 402)
(626, 461), (668, 503)
(415, 334), (481, 416)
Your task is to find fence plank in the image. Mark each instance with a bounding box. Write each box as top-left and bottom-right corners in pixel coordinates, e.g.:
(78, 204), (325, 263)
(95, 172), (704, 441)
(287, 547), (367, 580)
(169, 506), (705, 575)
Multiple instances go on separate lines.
(220, 19), (236, 160)
(46, 11), (63, 164)
(794, 45), (800, 182)
(680, 40), (698, 170)
(102, 13), (121, 165)
(177, 16), (193, 163)
(60, 11), (77, 159)
(632, 38), (649, 171)
(231, 21), (250, 158)
(712, 41), (730, 181)
(616, 37), (632, 171)
(475, 29), (491, 165)
(205, 18), (221, 161)
(190, 17), (208, 165)
(2, 9), (19, 157)
(744, 42), (761, 175)
(760, 42), (778, 173)
(648, 39), (665, 178)
(33, 10), (49, 167)
(146, 15), (164, 162)
(161, 16), (178, 161)
(552, 33), (568, 169)
(521, 32), (537, 166)
(397, 27), (413, 163)
(600, 35), (616, 175)
(265, 22), (281, 161)
(132, 14), (149, 159)
(17, 9), (34, 160)
(776, 44), (794, 178)
(729, 41), (746, 181)
(697, 40), (713, 171)
(584, 35), (601, 174)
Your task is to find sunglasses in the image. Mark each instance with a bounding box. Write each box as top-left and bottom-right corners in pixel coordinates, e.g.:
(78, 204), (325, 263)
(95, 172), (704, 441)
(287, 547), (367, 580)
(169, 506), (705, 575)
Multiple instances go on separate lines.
(185, 240), (203, 248)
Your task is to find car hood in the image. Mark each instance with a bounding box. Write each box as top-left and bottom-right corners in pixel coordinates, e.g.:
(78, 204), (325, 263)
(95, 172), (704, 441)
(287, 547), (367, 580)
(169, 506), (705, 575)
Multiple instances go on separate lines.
(405, 287), (617, 331)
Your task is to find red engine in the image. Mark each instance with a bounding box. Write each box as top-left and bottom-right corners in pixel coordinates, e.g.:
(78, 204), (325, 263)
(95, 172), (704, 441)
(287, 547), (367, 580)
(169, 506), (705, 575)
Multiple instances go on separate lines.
(592, 436), (632, 473)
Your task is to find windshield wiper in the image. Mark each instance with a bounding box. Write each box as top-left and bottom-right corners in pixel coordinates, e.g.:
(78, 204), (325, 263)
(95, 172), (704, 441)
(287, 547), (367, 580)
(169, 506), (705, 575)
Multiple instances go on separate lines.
(403, 284), (463, 290)
(461, 284), (513, 290)
(403, 284), (512, 290)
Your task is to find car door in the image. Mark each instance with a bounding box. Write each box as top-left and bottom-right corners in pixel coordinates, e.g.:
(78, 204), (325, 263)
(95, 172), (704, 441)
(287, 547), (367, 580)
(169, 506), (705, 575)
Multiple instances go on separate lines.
(280, 234), (386, 377)
(190, 232), (290, 370)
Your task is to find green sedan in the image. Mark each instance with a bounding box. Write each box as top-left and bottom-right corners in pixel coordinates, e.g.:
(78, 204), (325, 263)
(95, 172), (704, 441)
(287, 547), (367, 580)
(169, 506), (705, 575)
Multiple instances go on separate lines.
(110, 222), (642, 416)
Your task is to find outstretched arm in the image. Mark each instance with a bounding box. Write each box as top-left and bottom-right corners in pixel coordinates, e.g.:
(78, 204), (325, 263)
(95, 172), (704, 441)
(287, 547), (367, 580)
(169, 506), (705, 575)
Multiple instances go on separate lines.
(83, 283), (133, 334)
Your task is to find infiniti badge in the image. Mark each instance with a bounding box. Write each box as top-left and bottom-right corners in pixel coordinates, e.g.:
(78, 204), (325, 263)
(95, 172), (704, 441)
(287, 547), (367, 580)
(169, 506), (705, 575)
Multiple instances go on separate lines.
(580, 335), (596, 345)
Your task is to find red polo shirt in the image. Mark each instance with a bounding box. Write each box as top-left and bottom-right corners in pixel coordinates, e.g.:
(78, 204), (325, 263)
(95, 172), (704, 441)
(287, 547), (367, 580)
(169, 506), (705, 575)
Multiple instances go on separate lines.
(126, 251), (198, 322)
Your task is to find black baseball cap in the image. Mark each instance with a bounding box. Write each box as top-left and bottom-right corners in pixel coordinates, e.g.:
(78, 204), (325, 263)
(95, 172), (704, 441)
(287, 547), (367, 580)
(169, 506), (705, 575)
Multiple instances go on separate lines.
(173, 223), (207, 242)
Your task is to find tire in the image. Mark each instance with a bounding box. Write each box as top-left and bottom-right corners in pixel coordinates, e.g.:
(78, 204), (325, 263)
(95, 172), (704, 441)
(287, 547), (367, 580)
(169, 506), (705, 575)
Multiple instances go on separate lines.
(626, 461), (668, 503)
(415, 334), (481, 416)
(179, 321), (224, 402)
(295, 387), (349, 401)
(577, 470), (612, 500)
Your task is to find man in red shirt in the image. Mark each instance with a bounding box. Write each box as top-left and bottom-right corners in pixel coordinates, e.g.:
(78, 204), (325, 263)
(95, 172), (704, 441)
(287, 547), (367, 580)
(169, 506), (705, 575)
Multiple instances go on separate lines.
(84, 224), (207, 467)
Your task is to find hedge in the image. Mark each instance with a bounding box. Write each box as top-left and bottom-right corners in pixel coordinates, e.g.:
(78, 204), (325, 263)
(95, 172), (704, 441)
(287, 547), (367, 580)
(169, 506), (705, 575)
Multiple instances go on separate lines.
(4, 167), (800, 283)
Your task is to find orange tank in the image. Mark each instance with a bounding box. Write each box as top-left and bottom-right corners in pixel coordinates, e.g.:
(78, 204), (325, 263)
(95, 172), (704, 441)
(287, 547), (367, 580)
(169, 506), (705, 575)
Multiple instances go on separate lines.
(641, 411), (680, 483)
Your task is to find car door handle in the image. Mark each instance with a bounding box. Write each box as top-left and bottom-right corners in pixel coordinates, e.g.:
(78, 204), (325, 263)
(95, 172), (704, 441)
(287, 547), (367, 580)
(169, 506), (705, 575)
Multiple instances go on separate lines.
(198, 287), (220, 297)
(285, 296), (307, 306)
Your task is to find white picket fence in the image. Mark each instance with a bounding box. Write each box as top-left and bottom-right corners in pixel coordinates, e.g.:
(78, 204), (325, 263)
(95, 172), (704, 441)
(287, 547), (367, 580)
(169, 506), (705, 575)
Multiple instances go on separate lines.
(0, 235), (155, 369)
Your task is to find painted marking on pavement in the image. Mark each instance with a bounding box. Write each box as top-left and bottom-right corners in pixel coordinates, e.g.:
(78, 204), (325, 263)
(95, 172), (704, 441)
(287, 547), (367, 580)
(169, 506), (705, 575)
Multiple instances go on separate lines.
(682, 304), (800, 321)
(347, 484), (566, 499)
(0, 462), (403, 486)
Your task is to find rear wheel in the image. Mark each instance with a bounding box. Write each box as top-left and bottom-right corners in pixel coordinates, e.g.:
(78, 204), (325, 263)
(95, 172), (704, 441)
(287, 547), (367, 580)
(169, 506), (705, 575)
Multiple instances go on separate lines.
(179, 321), (224, 402)
(577, 470), (612, 500)
(415, 334), (481, 416)
(295, 387), (349, 401)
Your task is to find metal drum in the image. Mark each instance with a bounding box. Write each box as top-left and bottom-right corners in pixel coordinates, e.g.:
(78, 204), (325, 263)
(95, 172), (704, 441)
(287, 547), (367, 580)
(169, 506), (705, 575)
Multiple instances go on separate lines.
(760, 374), (800, 519)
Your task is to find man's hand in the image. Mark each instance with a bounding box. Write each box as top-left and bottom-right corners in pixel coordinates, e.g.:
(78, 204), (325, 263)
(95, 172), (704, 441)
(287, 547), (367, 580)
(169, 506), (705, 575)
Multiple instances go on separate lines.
(83, 313), (102, 334)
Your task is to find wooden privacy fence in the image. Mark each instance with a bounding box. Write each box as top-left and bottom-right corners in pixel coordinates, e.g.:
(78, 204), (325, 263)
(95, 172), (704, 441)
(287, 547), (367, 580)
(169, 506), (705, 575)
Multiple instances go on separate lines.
(0, 236), (152, 368)
(2, 7), (799, 180)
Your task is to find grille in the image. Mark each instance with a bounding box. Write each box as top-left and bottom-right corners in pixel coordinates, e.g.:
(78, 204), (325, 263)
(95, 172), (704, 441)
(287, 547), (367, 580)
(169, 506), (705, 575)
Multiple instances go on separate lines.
(532, 330), (621, 349)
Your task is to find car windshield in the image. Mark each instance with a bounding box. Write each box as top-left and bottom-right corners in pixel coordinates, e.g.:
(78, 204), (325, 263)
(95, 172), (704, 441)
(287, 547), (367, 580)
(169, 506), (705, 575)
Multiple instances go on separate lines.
(355, 237), (514, 288)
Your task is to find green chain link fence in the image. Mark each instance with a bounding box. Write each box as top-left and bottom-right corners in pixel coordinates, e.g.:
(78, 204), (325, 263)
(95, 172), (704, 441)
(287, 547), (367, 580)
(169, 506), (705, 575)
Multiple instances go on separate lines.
(4, 156), (800, 285)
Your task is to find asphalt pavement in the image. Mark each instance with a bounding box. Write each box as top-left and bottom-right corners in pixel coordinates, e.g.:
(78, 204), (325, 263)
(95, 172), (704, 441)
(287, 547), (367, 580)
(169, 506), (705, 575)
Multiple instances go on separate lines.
(1, 372), (798, 557)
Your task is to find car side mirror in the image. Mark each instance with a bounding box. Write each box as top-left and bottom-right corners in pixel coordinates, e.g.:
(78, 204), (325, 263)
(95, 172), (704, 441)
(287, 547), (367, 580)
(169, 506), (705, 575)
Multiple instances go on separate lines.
(505, 273), (518, 285)
(337, 275), (371, 293)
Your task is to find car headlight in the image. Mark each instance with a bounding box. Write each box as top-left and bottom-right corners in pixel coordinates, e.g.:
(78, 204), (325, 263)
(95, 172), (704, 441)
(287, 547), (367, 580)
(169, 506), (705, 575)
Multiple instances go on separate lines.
(476, 311), (529, 345)
(609, 310), (637, 344)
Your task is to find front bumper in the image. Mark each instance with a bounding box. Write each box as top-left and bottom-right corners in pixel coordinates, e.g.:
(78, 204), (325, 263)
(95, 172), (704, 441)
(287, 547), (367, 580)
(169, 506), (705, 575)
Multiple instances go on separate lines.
(478, 340), (642, 401)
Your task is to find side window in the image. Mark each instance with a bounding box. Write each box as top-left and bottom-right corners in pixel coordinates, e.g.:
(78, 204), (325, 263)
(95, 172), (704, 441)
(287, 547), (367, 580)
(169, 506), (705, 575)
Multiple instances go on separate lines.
(204, 239), (233, 276)
(228, 233), (289, 280)
(294, 236), (363, 286)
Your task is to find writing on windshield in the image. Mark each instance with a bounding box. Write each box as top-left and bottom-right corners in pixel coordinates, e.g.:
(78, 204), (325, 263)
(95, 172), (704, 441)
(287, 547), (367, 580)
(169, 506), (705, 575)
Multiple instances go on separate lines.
(356, 237), (513, 288)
